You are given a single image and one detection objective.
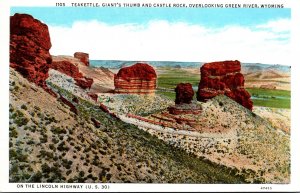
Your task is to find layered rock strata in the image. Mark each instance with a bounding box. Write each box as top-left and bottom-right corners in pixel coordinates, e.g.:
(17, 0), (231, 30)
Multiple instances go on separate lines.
(197, 60), (253, 110)
(167, 104), (202, 115)
(114, 63), (157, 94)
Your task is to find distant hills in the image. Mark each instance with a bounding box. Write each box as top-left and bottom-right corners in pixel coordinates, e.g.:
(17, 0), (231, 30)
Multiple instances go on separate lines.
(90, 60), (291, 73)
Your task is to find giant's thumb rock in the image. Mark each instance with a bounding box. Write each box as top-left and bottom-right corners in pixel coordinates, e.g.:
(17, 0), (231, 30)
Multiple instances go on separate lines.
(197, 60), (253, 110)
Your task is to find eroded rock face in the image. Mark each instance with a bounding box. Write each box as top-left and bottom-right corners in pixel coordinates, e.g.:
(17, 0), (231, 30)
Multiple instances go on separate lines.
(10, 13), (52, 89)
(74, 52), (89, 66)
(197, 60), (253, 110)
(51, 60), (82, 78)
(74, 77), (93, 89)
(114, 63), (157, 94)
(175, 83), (194, 104)
(50, 58), (93, 89)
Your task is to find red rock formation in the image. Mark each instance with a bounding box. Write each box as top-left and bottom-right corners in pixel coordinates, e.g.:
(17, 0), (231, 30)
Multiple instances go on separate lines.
(74, 77), (93, 89)
(10, 13), (52, 90)
(175, 83), (194, 104)
(197, 60), (253, 110)
(50, 59), (93, 89)
(99, 103), (109, 114)
(91, 118), (101, 128)
(72, 97), (79, 104)
(127, 114), (172, 128)
(59, 95), (77, 114)
(88, 92), (98, 102)
(51, 60), (82, 78)
(74, 52), (89, 66)
(99, 103), (119, 119)
(114, 63), (157, 94)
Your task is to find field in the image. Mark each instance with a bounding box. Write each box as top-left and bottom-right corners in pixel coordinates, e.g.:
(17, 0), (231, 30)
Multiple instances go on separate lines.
(156, 67), (199, 100)
(156, 67), (290, 109)
(246, 88), (290, 109)
(157, 67), (200, 89)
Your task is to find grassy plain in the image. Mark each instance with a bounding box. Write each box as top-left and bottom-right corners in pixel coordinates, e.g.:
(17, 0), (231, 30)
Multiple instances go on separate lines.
(157, 67), (199, 89)
(247, 88), (290, 109)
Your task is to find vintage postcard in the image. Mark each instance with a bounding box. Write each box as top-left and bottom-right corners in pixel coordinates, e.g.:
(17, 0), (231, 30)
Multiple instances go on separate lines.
(0, 0), (299, 192)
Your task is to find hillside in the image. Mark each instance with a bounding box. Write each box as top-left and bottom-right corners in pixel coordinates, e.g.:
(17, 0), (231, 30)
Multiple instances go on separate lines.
(99, 94), (290, 183)
(242, 64), (291, 91)
(244, 70), (286, 79)
(9, 68), (245, 183)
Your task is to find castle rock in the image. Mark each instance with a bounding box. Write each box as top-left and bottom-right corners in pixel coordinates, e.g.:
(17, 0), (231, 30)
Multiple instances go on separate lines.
(197, 60), (253, 110)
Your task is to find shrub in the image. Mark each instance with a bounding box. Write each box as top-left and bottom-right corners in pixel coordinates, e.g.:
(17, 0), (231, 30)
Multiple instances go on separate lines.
(41, 163), (51, 173)
(66, 170), (72, 176)
(34, 106), (41, 112)
(21, 104), (27, 110)
(51, 127), (67, 135)
(49, 144), (55, 150)
(52, 137), (59, 144)
(9, 130), (18, 138)
(15, 116), (29, 127)
(79, 171), (85, 178)
(57, 141), (69, 152)
(39, 135), (48, 143)
(26, 140), (35, 145)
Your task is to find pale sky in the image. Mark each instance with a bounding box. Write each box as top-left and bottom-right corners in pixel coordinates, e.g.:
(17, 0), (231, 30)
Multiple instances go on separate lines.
(11, 7), (291, 65)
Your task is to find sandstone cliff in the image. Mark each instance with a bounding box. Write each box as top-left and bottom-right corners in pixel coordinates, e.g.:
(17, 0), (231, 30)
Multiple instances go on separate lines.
(10, 13), (52, 90)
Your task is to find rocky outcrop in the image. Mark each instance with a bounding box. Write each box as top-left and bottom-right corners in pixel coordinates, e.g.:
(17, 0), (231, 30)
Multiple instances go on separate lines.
(168, 103), (202, 115)
(99, 103), (118, 119)
(91, 118), (101, 128)
(114, 63), (157, 94)
(72, 97), (79, 104)
(168, 83), (200, 115)
(88, 93), (98, 102)
(59, 95), (77, 114)
(197, 60), (253, 110)
(74, 52), (89, 66)
(50, 57), (93, 89)
(51, 60), (81, 78)
(10, 13), (52, 91)
(175, 83), (194, 104)
(74, 77), (93, 89)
